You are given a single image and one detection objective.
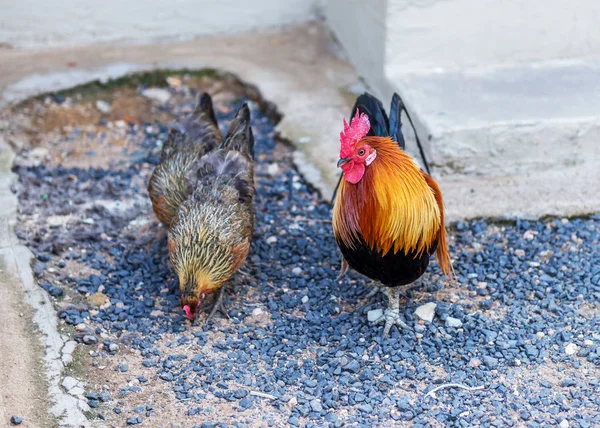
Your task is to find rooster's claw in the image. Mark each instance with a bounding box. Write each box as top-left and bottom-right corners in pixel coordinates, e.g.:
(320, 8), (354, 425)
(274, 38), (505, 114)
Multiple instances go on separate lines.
(371, 287), (410, 338)
(372, 308), (410, 339)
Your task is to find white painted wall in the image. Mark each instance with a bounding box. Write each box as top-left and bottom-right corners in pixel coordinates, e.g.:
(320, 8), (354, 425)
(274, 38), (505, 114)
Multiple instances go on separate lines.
(327, 0), (600, 97)
(0, 0), (321, 48)
(325, 0), (389, 101)
(385, 0), (600, 75)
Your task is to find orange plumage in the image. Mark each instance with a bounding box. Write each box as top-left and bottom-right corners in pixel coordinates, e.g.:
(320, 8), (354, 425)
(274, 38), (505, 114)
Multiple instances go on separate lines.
(332, 92), (452, 338)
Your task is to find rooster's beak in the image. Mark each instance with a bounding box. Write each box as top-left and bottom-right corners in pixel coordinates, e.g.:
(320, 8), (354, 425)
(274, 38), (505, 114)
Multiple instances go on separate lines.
(337, 157), (351, 168)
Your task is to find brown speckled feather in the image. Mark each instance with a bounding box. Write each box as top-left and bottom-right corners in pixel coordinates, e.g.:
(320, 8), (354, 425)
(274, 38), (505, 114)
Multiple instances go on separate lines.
(167, 103), (255, 307)
(148, 93), (222, 227)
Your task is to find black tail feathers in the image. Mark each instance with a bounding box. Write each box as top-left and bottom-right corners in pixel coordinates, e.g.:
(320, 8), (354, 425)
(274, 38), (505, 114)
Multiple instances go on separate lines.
(351, 92), (389, 137)
(388, 93), (405, 150)
(389, 93), (430, 175)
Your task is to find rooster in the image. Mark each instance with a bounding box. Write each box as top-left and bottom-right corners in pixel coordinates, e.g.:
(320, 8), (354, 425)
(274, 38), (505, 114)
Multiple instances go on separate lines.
(332, 92), (453, 338)
(148, 95), (255, 321)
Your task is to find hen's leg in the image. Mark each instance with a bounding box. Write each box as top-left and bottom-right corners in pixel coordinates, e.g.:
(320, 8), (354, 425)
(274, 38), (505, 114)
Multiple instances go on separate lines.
(204, 285), (230, 325)
(372, 287), (410, 338)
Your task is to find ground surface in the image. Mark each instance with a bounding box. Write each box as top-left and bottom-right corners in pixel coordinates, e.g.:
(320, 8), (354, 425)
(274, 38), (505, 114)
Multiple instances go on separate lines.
(2, 72), (600, 427)
(0, 250), (54, 427)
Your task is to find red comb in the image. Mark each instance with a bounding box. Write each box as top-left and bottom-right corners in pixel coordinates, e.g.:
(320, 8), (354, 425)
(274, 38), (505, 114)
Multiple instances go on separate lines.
(340, 109), (370, 158)
(183, 305), (194, 320)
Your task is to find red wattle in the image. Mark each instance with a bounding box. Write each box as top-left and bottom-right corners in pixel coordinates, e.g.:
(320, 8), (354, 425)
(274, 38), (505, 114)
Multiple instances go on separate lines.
(342, 162), (365, 184)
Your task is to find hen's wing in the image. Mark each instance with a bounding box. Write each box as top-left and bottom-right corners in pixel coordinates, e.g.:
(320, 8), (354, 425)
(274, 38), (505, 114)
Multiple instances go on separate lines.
(148, 93), (222, 226)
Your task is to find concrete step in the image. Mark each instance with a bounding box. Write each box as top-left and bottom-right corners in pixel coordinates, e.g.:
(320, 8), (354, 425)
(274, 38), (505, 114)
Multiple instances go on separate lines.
(392, 61), (600, 176)
(389, 61), (600, 220)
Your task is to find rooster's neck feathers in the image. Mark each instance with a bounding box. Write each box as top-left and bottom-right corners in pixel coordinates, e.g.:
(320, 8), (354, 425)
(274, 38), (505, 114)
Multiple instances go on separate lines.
(333, 136), (441, 258)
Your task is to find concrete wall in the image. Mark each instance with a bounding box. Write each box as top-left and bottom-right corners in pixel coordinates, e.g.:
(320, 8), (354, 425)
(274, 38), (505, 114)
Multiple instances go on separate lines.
(325, 0), (389, 101)
(385, 0), (600, 75)
(0, 0), (322, 48)
(327, 0), (600, 97)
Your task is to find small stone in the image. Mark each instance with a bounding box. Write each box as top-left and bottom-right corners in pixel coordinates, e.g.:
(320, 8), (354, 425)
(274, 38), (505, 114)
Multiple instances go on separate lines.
(267, 163), (280, 177)
(469, 358), (481, 368)
(414, 302), (437, 322)
(514, 249), (525, 257)
(88, 292), (109, 307)
(69, 387), (84, 396)
(344, 359), (361, 373)
(445, 316), (462, 328)
(62, 376), (78, 390)
(310, 399), (323, 413)
(126, 417), (143, 425)
(149, 310), (164, 317)
(82, 335), (98, 345)
(141, 88), (171, 103)
(559, 420), (569, 428)
(166, 76), (182, 87)
(251, 307), (264, 317)
(95, 100), (111, 114)
(75, 324), (88, 332)
(482, 356), (499, 368)
(27, 147), (49, 167)
(565, 343), (578, 355)
(108, 343), (119, 352)
(10, 416), (23, 425)
(583, 339), (593, 347)
(523, 230), (536, 240)
(301, 295), (309, 304)
(266, 236), (277, 245)
(292, 267), (303, 275)
(536, 332), (545, 339)
(239, 397), (253, 409)
(367, 309), (383, 322)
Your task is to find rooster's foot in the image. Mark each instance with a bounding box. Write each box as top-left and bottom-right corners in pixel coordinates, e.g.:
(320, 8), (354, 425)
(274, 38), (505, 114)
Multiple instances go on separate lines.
(371, 287), (410, 339)
(372, 308), (410, 339)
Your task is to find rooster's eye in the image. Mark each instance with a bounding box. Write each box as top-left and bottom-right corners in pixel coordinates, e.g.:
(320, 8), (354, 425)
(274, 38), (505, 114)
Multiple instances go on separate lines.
(357, 149), (365, 156)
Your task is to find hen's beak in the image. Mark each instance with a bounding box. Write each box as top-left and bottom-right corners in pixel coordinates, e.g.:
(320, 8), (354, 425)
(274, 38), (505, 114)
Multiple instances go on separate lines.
(337, 157), (351, 168)
(182, 302), (199, 320)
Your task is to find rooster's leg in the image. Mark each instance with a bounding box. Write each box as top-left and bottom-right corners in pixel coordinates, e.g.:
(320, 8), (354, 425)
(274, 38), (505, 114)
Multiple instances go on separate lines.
(204, 285), (230, 325)
(372, 287), (410, 339)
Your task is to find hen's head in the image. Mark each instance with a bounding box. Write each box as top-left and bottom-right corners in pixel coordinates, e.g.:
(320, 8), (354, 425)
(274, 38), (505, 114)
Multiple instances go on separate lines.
(337, 110), (376, 184)
(168, 222), (232, 321)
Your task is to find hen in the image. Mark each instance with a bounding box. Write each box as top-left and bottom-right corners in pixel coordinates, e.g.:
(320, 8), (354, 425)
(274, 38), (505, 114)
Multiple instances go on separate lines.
(148, 94), (255, 321)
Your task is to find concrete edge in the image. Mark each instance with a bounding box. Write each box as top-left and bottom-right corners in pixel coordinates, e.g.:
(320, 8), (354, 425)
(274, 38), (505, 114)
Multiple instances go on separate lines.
(0, 141), (91, 427)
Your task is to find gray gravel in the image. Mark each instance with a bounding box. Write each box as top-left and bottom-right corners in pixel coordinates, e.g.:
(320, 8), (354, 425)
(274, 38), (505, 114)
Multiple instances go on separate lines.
(11, 83), (600, 427)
